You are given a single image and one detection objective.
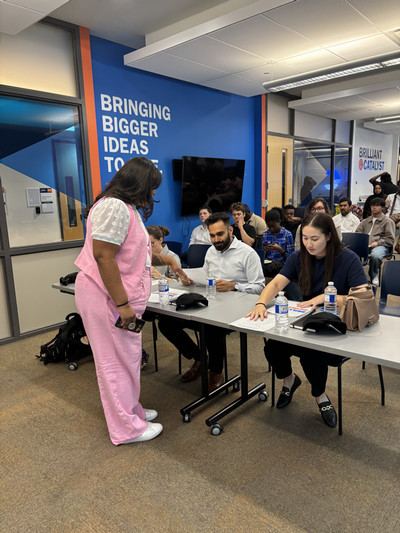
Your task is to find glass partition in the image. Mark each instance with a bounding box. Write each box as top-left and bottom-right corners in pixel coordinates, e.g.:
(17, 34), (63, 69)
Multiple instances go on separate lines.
(0, 95), (87, 247)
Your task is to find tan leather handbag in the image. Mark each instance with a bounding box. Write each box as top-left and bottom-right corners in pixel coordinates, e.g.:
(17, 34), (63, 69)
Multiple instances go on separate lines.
(340, 286), (379, 332)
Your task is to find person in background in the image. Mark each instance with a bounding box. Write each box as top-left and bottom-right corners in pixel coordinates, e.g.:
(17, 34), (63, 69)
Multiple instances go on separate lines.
(294, 198), (341, 249)
(369, 171), (399, 196)
(242, 203), (267, 248)
(300, 175), (317, 206)
(332, 197), (360, 233)
(147, 225), (181, 279)
(362, 182), (387, 219)
(385, 181), (400, 254)
(74, 157), (189, 445)
(158, 212), (264, 392)
(355, 197), (395, 286)
(283, 204), (302, 239)
(229, 201), (256, 248)
(247, 213), (369, 429)
(262, 209), (294, 277)
(189, 206), (212, 246)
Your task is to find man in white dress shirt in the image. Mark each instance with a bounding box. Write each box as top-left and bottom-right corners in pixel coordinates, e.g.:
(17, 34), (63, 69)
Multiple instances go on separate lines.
(158, 212), (264, 392)
(189, 206), (212, 245)
(332, 197), (360, 233)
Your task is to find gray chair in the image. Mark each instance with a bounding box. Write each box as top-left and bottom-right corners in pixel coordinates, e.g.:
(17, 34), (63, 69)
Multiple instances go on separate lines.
(379, 259), (400, 316)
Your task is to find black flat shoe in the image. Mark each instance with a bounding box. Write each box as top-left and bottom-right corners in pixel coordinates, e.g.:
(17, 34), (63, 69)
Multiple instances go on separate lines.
(318, 398), (337, 428)
(276, 374), (302, 409)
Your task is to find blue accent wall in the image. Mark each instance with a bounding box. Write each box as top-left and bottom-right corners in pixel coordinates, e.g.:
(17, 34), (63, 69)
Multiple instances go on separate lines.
(90, 36), (260, 249)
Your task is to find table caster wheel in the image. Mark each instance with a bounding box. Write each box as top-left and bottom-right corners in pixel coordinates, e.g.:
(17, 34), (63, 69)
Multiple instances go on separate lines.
(68, 362), (78, 371)
(211, 424), (222, 436)
(258, 391), (269, 402)
(182, 413), (191, 423)
(232, 381), (240, 392)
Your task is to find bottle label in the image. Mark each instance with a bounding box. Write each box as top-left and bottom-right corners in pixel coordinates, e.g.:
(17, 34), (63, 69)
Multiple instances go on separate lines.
(325, 294), (336, 303)
(207, 278), (216, 287)
(275, 303), (288, 314)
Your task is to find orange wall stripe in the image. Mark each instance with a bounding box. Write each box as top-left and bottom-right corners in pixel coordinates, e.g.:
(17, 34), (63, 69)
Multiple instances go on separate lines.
(79, 26), (102, 201)
(261, 93), (267, 220)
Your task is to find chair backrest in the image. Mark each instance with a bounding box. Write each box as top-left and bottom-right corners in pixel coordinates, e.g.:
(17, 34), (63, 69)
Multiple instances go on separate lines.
(342, 232), (369, 263)
(164, 241), (183, 257)
(255, 248), (265, 268)
(379, 260), (400, 315)
(186, 244), (211, 268)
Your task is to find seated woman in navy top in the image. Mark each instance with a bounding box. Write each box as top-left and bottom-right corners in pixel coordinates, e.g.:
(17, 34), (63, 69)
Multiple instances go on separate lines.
(247, 213), (368, 428)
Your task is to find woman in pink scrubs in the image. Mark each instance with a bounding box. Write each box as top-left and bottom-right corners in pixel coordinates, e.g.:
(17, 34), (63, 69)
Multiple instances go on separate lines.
(75, 157), (184, 445)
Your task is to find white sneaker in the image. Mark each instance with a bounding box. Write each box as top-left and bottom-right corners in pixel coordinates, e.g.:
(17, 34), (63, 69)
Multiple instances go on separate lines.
(144, 409), (158, 422)
(123, 422), (163, 443)
(372, 276), (379, 286)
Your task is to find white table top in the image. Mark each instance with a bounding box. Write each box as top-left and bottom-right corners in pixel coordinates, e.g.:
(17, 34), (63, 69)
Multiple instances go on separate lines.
(53, 282), (400, 370)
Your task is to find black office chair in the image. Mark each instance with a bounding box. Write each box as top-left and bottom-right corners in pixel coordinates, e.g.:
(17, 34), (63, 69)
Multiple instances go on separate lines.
(186, 244), (211, 267)
(163, 240), (183, 258)
(379, 260), (400, 317)
(342, 232), (369, 265)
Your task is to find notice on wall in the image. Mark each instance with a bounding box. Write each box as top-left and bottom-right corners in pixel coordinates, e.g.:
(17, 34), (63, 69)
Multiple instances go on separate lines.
(40, 187), (54, 213)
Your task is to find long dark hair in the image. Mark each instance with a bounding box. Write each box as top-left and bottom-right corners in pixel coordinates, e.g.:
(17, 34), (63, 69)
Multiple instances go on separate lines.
(92, 157), (162, 220)
(298, 213), (342, 296)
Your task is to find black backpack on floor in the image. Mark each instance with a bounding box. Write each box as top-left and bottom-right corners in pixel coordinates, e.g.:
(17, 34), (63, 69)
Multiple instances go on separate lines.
(36, 313), (92, 369)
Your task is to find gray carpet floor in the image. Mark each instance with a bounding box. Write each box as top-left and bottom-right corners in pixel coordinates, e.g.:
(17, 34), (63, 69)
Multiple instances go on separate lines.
(1, 319), (399, 532)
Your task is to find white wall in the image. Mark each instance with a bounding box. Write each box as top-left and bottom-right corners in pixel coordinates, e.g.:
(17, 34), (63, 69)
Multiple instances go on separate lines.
(1, 164), (62, 246)
(351, 123), (399, 203)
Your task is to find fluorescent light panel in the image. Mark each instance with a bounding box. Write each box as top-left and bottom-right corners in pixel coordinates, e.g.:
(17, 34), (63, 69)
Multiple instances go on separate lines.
(374, 115), (400, 124)
(263, 52), (400, 93)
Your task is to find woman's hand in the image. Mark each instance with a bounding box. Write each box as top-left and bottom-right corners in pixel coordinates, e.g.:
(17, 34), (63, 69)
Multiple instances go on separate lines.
(246, 304), (268, 321)
(298, 295), (324, 310)
(151, 267), (162, 279)
(173, 267), (193, 285)
(118, 304), (137, 329)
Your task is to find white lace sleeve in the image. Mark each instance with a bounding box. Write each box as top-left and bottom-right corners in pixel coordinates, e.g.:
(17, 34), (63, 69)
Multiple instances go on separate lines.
(90, 198), (131, 245)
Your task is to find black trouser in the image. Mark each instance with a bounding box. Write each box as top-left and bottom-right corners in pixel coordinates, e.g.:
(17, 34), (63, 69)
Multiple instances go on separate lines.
(264, 339), (342, 397)
(263, 260), (283, 277)
(158, 316), (228, 373)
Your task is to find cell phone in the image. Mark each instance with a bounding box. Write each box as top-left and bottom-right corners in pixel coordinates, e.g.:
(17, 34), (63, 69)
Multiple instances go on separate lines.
(115, 316), (145, 333)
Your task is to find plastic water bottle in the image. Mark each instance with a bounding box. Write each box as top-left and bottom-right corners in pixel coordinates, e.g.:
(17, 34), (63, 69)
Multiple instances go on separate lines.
(158, 275), (169, 306)
(324, 281), (337, 314)
(206, 270), (217, 299)
(275, 291), (289, 330)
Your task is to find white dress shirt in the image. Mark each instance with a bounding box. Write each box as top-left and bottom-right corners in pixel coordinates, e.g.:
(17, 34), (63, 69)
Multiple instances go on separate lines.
(386, 193), (400, 216)
(189, 224), (212, 245)
(332, 212), (360, 233)
(203, 237), (265, 294)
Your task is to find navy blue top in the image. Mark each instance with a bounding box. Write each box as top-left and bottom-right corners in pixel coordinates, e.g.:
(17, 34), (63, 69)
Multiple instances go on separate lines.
(279, 248), (368, 299)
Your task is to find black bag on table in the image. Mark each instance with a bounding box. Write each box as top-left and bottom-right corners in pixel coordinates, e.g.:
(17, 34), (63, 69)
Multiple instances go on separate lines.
(36, 313), (91, 368)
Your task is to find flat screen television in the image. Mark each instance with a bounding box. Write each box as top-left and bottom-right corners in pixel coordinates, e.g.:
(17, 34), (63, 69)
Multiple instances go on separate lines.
(180, 156), (245, 216)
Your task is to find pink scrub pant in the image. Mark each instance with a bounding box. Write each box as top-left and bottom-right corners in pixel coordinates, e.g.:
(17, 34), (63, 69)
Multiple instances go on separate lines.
(75, 273), (149, 445)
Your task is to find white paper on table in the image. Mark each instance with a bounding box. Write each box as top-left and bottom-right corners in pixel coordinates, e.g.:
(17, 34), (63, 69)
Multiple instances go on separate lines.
(147, 287), (188, 303)
(229, 315), (276, 332)
(267, 300), (313, 317)
(182, 267), (206, 287)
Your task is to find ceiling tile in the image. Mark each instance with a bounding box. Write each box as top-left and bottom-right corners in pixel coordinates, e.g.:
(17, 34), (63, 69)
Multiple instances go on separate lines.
(128, 52), (228, 83)
(346, 0), (400, 32)
(211, 14), (316, 60)
(235, 62), (299, 84)
(327, 35), (400, 61)
(265, 0), (379, 47)
(6, 0), (69, 11)
(168, 36), (266, 73)
(201, 74), (265, 97)
(0, 2), (44, 34)
(279, 49), (347, 73)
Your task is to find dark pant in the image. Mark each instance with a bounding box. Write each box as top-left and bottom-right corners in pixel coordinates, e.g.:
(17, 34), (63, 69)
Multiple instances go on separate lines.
(263, 260), (283, 277)
(264, 339), (342, 397)
(158, 316), (228, 373)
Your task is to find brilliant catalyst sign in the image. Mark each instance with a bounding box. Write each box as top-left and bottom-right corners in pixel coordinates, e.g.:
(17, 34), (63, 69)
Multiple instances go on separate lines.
(358, 146), (385, 171)
(100, 93), (172, 174)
